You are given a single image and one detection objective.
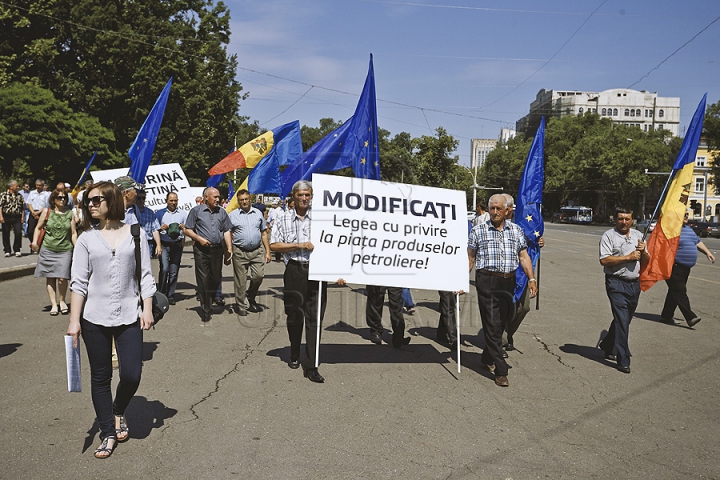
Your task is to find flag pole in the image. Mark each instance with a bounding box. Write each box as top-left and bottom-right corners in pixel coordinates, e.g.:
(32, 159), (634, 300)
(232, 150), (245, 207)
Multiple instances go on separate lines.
(535, 252), (541, 310)
(455, 293), (461, 373)
(315, 281), (323, 369)
(642, 172), (675, 241)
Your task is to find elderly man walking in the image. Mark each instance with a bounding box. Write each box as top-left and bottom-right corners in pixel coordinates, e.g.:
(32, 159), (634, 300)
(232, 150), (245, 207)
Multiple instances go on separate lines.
(468, 194), (537, 387)
(184, 187), (232, 322)
(26, 179), (50, 251)
(228, 189), (271, 315)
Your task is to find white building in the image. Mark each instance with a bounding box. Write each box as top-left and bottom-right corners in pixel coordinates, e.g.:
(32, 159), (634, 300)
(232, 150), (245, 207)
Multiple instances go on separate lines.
(470, 138), (497, 170)
(517, 88), (680, 136)
(498, 127), (516, 146)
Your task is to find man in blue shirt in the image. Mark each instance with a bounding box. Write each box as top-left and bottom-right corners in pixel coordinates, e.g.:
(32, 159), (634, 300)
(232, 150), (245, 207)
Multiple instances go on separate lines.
(156, 192), (188, 305)
(661, 212), (715, 326)
(135, 190), (162, 258)
(228, 190), (271, 315)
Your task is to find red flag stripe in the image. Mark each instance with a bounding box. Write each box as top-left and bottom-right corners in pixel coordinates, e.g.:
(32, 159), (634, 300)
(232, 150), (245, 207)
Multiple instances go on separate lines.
(208, 150), (246, 175)
(639, 219), (679, 291)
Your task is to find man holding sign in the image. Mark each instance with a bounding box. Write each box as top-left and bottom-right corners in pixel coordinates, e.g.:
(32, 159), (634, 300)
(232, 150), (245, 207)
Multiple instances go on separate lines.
(270, 180), (344, 384)
(468, 194), (537, 387)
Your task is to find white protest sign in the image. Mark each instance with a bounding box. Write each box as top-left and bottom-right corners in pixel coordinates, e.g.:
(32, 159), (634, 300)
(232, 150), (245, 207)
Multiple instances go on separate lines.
(90, 163), (199, 212)
(308, 174), (469, 292)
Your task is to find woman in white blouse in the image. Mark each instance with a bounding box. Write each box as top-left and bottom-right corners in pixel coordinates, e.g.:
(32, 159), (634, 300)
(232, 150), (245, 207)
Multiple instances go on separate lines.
(67, 181), (156, 459)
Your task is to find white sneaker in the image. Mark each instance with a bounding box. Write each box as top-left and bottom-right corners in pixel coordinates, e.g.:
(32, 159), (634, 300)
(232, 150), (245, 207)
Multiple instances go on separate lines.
(4, 253), (9, 257)
(15, 252), (21, 257)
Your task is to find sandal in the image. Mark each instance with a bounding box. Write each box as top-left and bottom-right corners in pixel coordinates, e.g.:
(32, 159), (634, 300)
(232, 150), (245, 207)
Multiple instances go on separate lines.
(49, 307), (59, 316)
(60, 303), (69, 315)
(94, 435), (117, 459)
(115, 415), (129, 442)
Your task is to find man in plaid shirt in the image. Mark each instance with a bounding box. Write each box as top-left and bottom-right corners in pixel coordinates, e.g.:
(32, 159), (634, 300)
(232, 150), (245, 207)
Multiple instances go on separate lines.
(468, 194), (537, 387)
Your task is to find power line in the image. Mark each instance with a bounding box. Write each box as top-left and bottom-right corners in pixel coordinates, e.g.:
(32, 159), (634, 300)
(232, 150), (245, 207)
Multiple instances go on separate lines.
(627, 14), (720, 89)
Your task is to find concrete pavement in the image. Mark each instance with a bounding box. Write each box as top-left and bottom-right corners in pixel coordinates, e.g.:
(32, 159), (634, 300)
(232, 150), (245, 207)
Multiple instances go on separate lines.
(1, 223), (719, 479)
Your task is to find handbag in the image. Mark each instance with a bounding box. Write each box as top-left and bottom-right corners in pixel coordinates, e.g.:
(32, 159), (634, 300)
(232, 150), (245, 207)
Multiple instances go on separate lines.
(36, 208), (50, 246)
(131, 224), (170, 324)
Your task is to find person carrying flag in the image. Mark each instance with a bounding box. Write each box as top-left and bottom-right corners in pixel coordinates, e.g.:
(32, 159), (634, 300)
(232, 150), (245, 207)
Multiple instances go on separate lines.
(598, 207), (650, 374)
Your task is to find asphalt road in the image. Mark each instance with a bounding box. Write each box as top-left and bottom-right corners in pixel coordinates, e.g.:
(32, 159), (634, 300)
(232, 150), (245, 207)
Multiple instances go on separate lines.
(1, 224), (718, 479)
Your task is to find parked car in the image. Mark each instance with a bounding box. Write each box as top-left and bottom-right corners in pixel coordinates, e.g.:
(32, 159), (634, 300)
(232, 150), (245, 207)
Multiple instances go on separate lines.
(637, 219), (656, 233)
(689, 222), (720, 238)
(550, 212), (563, 223)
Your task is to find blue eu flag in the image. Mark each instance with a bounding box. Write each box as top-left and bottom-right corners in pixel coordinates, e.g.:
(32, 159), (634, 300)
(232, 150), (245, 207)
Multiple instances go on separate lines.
(129, 78), (172, 184)
(280, 55), (380, 197)
(514, 116), (545, 301)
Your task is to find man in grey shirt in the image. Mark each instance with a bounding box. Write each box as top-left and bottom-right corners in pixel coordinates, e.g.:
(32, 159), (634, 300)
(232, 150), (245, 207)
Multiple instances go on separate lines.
(227, 189), (271, 315)
(184, 187), (232, 322)
(598, 206), (650, 374)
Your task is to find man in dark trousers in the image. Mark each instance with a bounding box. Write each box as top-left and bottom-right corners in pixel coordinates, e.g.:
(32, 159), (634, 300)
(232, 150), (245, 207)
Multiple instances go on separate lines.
(598, 207), (650, 374)
(270, 180), (344, 383)
(660, 211), (715, 326)
(468, 194), (537, 387)
(366, 285), (410, 348)
(184, 187), (232, 322)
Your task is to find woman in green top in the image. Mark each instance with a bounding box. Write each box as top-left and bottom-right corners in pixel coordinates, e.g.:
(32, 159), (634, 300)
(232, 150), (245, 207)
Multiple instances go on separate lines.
(31, 188), (77, 315)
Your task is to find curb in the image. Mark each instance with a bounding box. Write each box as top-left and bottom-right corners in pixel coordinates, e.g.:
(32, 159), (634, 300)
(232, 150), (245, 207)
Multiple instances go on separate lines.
(0, 264), (36, 282)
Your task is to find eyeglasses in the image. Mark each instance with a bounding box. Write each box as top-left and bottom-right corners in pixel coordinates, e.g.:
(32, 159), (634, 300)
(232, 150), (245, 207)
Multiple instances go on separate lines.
(85, 195), (106, 207)
(56, 196), (67, 200)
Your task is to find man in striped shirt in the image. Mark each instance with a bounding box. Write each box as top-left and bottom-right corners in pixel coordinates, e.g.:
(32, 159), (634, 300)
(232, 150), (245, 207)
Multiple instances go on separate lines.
(228, 189), (271, 315)
(468, 194), (537, 387)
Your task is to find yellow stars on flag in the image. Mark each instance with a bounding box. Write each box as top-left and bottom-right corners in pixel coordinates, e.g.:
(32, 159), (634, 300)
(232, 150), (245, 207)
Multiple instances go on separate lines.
(364, 140), (369, 147)
(526, 214), (533, 222)
(534, 231), (541, 237)
(361, 158), (366, 164)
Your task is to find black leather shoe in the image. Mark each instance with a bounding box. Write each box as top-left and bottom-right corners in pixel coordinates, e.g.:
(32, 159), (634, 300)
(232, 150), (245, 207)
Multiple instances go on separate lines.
(502, 350), (509, 358)
(392, 337), (411, 349)
(687, 317), (702, 327)
(605, 353), (617, 362)
(504, 343), (515, 351)
(288, 360), (300, 369)
(213, 297), (225, 307)
(304, 368), (324, 383)
(370, 332), (382, 345)
(617, 365), (631, 374)
(247, 302), (262, 313)
(168, 295), (176, 306)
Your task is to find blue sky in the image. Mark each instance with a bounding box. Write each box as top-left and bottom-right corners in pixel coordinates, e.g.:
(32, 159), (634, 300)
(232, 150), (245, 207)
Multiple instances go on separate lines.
(224, 0), (720, 166)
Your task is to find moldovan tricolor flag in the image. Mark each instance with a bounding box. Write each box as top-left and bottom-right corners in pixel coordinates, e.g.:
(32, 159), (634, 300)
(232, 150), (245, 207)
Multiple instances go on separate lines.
(640, 93), (707, 291)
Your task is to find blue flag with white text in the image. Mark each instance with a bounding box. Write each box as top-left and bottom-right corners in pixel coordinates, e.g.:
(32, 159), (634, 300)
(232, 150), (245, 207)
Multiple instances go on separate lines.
(514, 116), (545, 302)
(129, 78), (172, 184)
(280, 55), (380, 197)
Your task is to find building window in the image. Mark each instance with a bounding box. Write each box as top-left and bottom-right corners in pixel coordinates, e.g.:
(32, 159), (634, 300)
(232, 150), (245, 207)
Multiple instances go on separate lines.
(624, 108), (630, 116)
(716, 204), (720, 216)
(697, 156), (706, 167)
(695, 177), (704, 193)
(566, 108), (570, 115)
(636, 109), (641, 116)
(578, 107), (584, 114)
(659, 109), (664, 118)
(630, 109), (635, 117)
(601, 108), (607, 115)
(658, 124), (664, 130)
(613, 108), (618, 116)
(644, 125), (648, 131)
(592, 108), (596, 113)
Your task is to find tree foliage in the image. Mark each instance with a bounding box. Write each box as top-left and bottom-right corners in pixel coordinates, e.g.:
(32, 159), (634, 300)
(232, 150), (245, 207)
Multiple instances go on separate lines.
(704, 100), (720, 194)
(480, 113), (677, 217)
(0, 0), (248, 184)
(0, 82), (118, 181)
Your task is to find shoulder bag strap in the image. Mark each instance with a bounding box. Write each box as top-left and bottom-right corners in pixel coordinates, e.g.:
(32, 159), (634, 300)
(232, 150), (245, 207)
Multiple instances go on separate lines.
(131, 224), (143, 303)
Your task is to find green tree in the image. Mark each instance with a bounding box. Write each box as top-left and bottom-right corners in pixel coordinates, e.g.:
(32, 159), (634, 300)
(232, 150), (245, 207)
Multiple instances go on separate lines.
(301, 118), (343, 152)
(379, 130), (416, 183)
(704, 100), (720, 194)
(412, 127), (460, 188)
(1, 0), (247, 185)
(0, 82), (119, 181)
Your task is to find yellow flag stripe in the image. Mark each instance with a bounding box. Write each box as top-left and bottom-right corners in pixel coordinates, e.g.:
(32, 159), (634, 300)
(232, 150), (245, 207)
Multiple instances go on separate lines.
(659, 162), (694, 240)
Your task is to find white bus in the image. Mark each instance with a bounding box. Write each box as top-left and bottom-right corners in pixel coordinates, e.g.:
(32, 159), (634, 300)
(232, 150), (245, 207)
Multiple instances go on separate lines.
(557, 206), (593, 224)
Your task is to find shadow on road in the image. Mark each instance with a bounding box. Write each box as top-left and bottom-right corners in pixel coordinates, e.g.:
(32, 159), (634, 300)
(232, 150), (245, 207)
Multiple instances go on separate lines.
(81, 396), (178, 452)
(0, 343), (22, 358)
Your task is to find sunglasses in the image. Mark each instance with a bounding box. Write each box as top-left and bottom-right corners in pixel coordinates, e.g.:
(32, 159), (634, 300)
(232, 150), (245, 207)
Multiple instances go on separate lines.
(56, 196), (67, 200)
(85, 195), (106, 206)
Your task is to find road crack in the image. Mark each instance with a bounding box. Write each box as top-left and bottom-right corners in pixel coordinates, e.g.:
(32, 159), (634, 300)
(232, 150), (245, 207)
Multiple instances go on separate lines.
(533, 334), (573, 369)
